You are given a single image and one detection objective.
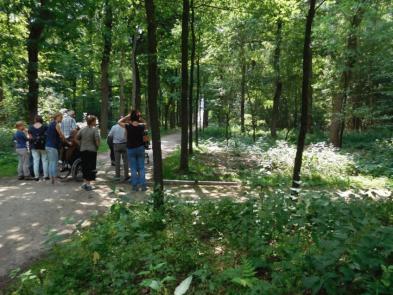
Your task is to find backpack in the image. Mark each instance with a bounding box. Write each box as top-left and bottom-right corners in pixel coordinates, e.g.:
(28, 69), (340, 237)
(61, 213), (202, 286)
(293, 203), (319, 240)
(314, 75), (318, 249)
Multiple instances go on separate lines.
(31, 126), (46, 150)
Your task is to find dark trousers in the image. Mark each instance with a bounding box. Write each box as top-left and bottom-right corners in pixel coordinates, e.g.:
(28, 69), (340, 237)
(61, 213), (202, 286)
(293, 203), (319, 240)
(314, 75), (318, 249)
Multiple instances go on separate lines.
(107, 136), (115, 162)
(81, 151), (97, 181)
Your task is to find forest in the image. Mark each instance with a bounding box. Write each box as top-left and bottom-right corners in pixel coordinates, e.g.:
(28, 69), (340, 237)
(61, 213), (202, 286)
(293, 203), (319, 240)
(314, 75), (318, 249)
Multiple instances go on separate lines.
(0, 0), (393, 294)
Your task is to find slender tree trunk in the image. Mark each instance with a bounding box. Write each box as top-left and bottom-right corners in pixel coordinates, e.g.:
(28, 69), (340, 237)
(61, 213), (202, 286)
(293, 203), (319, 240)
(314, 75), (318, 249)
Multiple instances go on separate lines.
(26, 0), (47, 123)
(0, 75), (4, 103)
(180, 0), (190, 171)
(330, 3), (365, 147)
(72, 77), (77, 110)
(144, 0), (164, 204)
(119, 50), (126, 116)
(292, 0), (316, 191)
(195, 53), (200, 146)
(240, 58), (246, 133)
(100, 0), (113, 136)
(188, 0), (196, 154)
(131, 32), (142, 110)
(271, 19), (283, 138)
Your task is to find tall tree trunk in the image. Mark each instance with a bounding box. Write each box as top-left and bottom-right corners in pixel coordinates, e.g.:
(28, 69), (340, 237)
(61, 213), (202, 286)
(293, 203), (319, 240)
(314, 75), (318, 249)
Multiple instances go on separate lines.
(180, 0), (190, 171)
(240, 57), (246, 133)
(271, 19), (283, 138)
(100, 0), (113, 136)
(26, 0), (47, 123)
(72, 77), (77, 110)
(144, 0), (164, 205)
(119, 50), (126, 116)
(188, 0), (195, 154)
(131, 32), (142, 110)
(0, 75), (4, 103)
(292, 0), (316, 191)
(195, 52), (200, 146)
(330, 3), (365, 147)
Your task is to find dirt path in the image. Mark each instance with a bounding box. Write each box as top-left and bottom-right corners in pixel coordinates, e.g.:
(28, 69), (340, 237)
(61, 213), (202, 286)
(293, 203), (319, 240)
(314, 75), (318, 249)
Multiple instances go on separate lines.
(0, 132), (183, 286)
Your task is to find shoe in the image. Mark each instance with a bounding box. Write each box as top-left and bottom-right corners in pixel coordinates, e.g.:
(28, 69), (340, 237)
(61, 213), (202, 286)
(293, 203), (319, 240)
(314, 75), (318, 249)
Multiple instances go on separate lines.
(24, 176), (34, 181)
(44, 177), (50, 181)
(111, 162), (116, 166)
(34, 178), (39, 182)
(141, 186), (147, 192)
(85, 185), (93, 191)
(132, 186), (138, 192)
(124, 176), (130, 181)
(18, 176), (24, 180)
(81, 183), (88, 190)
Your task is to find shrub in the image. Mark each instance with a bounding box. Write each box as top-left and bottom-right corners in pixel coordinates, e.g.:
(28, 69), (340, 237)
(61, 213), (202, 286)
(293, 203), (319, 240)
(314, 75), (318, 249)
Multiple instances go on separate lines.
(9, 192), (393, 294)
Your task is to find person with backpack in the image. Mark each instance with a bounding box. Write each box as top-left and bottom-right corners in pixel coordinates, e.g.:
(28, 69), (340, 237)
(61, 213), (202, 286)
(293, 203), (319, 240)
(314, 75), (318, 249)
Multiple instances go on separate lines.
(28, 115), (49, 181)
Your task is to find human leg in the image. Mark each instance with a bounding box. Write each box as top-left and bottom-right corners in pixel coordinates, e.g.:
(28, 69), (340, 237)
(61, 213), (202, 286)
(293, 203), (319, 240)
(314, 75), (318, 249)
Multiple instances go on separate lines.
(136, 146), (146, 189)
(127, 148), (138, 190)
(16, 148), (24, 177)
(32, 149), (40, 179)
(46, 147), (58, 179)
(40, 150), (49, 178)
(113, 144), (121, 178)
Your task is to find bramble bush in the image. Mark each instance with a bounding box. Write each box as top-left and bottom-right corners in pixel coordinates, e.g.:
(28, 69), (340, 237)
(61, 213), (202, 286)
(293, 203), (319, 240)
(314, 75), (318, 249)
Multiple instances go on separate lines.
(9, 191), (393, 294)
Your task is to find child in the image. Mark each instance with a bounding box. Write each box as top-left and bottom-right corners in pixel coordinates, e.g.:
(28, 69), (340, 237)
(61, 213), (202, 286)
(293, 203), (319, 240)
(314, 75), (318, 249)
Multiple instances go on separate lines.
(14, 121), (32, 180)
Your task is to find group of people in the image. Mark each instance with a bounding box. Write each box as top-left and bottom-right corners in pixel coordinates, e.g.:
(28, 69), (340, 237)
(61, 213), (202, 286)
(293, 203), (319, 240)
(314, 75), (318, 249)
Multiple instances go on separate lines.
(13, 109), (148, 192)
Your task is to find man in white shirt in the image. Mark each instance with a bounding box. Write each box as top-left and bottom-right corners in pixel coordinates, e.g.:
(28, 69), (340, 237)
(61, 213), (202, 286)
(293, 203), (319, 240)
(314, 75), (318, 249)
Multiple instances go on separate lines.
(61, 110), (77, 140)
(108, 122), (129, 180)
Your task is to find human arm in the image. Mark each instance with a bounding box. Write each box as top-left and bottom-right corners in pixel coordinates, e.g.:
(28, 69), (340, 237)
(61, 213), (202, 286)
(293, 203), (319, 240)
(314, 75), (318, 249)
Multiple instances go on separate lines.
(118, 114), (130, 128)
(75, 129), (81, 146)
(56, 122), (66, 142)
(95, 128), (101, 149)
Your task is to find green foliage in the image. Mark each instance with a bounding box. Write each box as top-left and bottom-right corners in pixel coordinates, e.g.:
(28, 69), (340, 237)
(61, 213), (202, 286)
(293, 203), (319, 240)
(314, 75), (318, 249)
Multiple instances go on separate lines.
(163, 148), (233, 181)
(9, 192), (393, 294)
(0, 127), (17, 177)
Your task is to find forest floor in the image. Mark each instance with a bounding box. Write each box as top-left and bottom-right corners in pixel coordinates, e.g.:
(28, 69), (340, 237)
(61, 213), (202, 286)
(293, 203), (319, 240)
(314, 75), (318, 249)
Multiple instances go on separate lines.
(0, 131), (250, 287)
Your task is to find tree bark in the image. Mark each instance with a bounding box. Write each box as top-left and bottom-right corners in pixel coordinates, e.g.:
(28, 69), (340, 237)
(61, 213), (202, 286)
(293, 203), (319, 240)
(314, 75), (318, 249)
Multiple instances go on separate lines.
(188, 0), (196, 154)
(119, 50), (126, 116)
(270, 19), (283, 138)
(330, 3), (365, 147)
(195, 52), (200, 146)
(131, 32), (142, 110)
(240, 59), (246, 133)
(26, 0), (48, 123)
(144, 0), (164, 204)
(291, 0), (316, 191)
(180, 0), (190, 171)
(0, 75), (4, 103)
(100, 0), (113, 136)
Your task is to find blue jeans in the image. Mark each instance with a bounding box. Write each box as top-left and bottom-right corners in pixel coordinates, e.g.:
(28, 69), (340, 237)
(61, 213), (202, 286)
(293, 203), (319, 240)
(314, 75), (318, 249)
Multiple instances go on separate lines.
(32, 149), (48, 178)
(46, 147), (58, 177)
(127, 146), (146, 188)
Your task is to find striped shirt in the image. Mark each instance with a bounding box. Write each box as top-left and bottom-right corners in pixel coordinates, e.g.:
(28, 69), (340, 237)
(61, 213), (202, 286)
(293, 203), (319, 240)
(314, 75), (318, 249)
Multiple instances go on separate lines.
(61, 116), (77, 138)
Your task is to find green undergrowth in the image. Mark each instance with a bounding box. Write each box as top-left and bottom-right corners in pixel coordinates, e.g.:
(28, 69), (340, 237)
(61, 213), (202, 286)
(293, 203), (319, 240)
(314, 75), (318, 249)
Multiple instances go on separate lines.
(197, 126), (393, 191)
(8, 192), (393, 294)
(0, 127), (18, 177)
(163, 148), (236, 181)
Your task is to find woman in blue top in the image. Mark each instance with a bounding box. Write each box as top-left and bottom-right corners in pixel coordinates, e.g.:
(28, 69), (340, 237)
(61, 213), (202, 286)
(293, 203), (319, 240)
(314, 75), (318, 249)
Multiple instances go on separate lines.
(45, 112), (66, 184)
(13, 121), (32, 180)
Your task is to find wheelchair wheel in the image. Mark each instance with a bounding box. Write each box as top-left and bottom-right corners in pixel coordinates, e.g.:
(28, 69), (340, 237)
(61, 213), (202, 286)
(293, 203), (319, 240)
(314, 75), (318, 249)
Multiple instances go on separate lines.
(58, 161), (71, 179)
(71, 158), (83, 182)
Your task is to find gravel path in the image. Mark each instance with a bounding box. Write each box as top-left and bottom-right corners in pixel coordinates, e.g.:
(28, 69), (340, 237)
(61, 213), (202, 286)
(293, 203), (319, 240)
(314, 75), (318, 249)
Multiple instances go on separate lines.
(0, 132), (181, 287)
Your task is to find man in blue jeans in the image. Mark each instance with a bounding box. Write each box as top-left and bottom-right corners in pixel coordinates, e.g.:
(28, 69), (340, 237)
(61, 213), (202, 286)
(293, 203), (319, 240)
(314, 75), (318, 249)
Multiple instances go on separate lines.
(118, 111), (147, 192)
